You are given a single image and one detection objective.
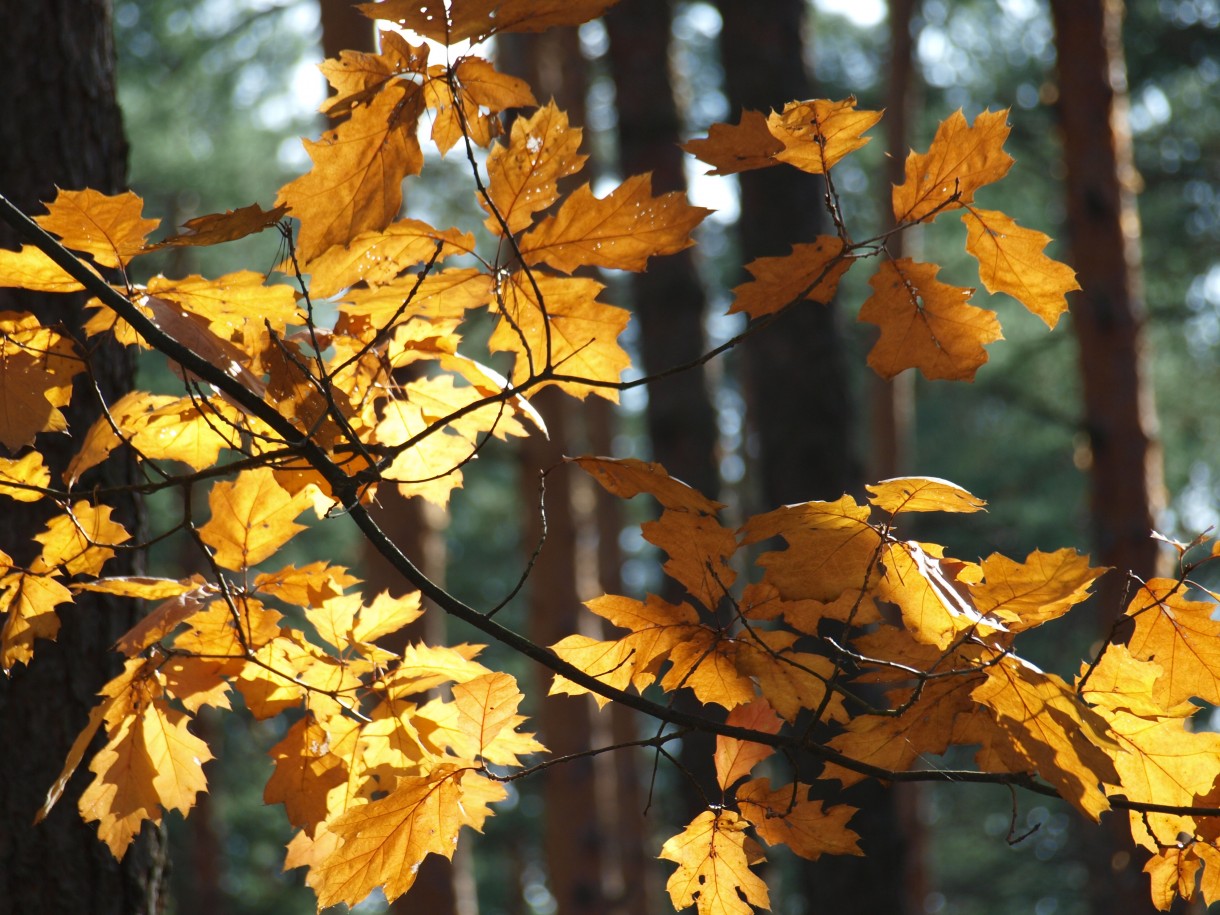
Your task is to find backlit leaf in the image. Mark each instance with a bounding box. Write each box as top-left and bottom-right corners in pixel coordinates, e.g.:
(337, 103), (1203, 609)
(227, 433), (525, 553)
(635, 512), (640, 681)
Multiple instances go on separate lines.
(729, 236), (851, 319)
(660, 810), (769, 915)
(736, 778), (862, 860)
(866, 476), (986, 515)
(714, 698), (783, 791)
(198, 467), (315, 570)
(683, 109), (785, 176)
(35, 188), (159, 269)
(767, 97), (881, 174)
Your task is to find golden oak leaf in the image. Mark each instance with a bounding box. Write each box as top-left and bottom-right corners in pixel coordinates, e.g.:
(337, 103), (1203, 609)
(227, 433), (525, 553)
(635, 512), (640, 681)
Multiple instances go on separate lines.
(173, 597), (281, 658)
(399, 373), (529, 442)
(113, 585), (213, 656)
(824, 674), (987, 786)
(452, 671), (522, 756)
(970, 548), (1104, 633)
(366, 0), (619, 45)
(424, 57), (534, 154)
(307, 764), (465, 909)
(0, 315), (82, 450)
(411, 696), (481, 759)
(35, 188), (159, 268)
(74, 575), (203, 601)
(963, 207), (1079, 328)
(1125, 578), (1220, 709)
(304, 219), (476, 298)
(860, 258), (1001, 381)
(1099, 709), (1220, 851)
(866, 476), (986, 515)
(141, 699), (212, 816)
(663, 635), (757, 710)
(489, 272), (630, 400)
(1077, 644), (1169, 718)
(454, 771), (508, 831)
(352, 590), (425, 646)
(198, 467), (315, 570)
(729, 236), (851, 319)
(320, 30), (428, 118)
(252, 562), (357, 607)
(78, 713), (163, 858)
(737, 778), (862, 860)
(549, 634), (637, 706)
(153, 202), (288, 248)
(360, 701), (429, 774)
(682, 109), (784, 176)
(643, 509), (737, 610)
(146, 271), (299, 339)
(477, 713), (546, 768)
(265, 715), (349, 833)
(305, 593), (363, 652)
(878, 541), (999, 650)
(1144, 846), (1201, 913)
(0, 451), (50, 501)
(341, 267), (493, 329)
(33, 501), (129, 577)
(767, 97), (882, 174)
(237, 635), (361, 722)
(735, 630), (845, 723)
(483, 101), (587, 235)
(375, 407), (472, 507)
(715, 698), (783, 791)
(587, 593), (702, 680)
(740, 495), (880, 603)
(0, 570), (73, 671)
(972, 656), (1118, 819)
(573, 456), (725, 514)
(660, 810), (769, 915)
(519, 174), (709, 273)
(160, 655), (236, 714)
(278, 83), (425, 262)
(891, 108), (1013, 224)
(0, 244), (89, 292)
(143, 297), (267, 399)
(1194, 843), (1220, 909)
(454, 56), (535, 111)
(377, 642), (491, 698)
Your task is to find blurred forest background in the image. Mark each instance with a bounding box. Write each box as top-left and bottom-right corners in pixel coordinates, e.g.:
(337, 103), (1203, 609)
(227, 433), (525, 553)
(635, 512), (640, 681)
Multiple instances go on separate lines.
(109, 0), (1220, 913)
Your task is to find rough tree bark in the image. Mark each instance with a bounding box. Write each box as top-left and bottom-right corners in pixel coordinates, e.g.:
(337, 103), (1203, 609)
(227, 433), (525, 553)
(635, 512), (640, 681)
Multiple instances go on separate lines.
(0, 2), (168, 913)
(1049, 3), (1168, 913)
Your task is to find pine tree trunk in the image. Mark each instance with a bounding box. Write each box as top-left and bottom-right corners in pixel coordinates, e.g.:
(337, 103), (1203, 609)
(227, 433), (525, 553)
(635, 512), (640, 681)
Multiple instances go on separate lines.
(0, 2), (168, 912)
(1049, 3), (1167, 913)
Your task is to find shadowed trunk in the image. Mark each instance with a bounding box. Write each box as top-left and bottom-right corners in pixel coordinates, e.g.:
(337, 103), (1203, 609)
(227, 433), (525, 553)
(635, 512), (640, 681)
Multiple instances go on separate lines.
(0, 2), (168, 913)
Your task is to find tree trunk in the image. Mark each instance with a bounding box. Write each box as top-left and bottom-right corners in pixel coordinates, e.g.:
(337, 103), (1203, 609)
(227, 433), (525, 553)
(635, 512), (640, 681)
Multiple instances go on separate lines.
(0, 2), (168, 913)
(713, 3), (915, 913)
(1049, 3), (1167, 914)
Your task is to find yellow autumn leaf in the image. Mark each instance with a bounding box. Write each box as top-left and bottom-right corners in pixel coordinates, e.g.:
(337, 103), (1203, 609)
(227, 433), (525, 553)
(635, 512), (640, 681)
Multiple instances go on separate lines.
(0, 570), (73, 671)
(264, 714), (349, 833)
(714, 698), (783, 791)
(660, 810), (769, 915)
(519, 174), (709, 273)
(1125, 578), (1220, 709)
(972, 655), (1118, 819)
(728, 236), (852, 319)
(198, 467), (315, 570)
(892, 108), (1014, 224)
(963, 207), (1079, 328)
(682, 109), (785, 176)
(307, 764), (465, 909)
(35, 188), (159, 268)
(736, 778), (862, 860)
(0, 314), (82, 450)
(451, 671), (523, 757)
(866, 476), (987, 515)
(303, 219), (476, 298)
(859, 258), (1001, 381)
(767, 97), (882, 174)
(970, 548), (1105, 632)
(0, 244), (90, 292)
(483, 100), (587, 235)
(33, 502), (129, 577)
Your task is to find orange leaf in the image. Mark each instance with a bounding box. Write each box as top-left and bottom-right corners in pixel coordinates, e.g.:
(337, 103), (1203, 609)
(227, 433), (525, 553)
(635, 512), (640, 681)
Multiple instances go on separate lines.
(972, 656), (1118, 819)
(366, 0), (619, 45)
(971, 548), (1104, 633)
(0, 570), (73, 672)
(714, 698), (782, 791)
(866, 476), (986, 515)
(113, 585), (213, 657)
(682, 109), (784, 176)
(483, 101), (587, 235)
(859, 258), (1001, 381)
(572, 456), (725, 514)
(1125, 578), (1220, 708)
(307, 764), (465, 909)
(642, 509), (737, 610)
(154, 202), (288, 248)
(451, 671), (522, 756)
(35, 188), (159, 268)
(736, 778), (862, 859)
(660, 810), (769, 915)
(198, 467), (315, 570)
(277, 83), (425, 262)
(304, 219), (475, 298)
(767, 97), (882, 174)
(264, 715), (348, 833)
(0, 314), (82, 450)
(0, 245), (90, 292)
(33, 501), (129, 577)
(729, 236), (851, 319)
(320, 31), (430, 118)
(962, 207), (1079, 328)
(892, 108), (1013, 224)
(519, 174), (709, 273)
